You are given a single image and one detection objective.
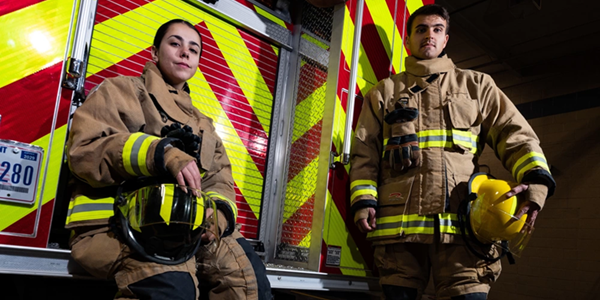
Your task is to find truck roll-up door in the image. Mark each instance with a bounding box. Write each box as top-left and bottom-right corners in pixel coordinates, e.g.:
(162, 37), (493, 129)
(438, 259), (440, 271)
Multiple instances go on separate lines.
(83, 0), (282, 239)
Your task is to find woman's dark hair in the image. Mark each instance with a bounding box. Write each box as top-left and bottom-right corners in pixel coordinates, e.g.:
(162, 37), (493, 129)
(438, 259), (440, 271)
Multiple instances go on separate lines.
(153, 19), (202, 54)
(406, 4), (450, 37)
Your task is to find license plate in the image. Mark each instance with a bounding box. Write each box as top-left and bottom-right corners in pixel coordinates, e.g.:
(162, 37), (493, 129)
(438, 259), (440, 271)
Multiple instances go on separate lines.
(0, 140), (44, 205)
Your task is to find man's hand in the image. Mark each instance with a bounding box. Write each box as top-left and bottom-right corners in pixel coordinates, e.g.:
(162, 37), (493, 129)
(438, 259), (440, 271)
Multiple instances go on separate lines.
(505, 183), (541, 233)
(176, 160), (201, 196)
(356, 207), (377, 233)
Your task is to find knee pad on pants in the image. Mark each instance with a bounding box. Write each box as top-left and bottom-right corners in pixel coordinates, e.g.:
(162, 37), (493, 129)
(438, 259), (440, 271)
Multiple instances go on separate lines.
(451, 292), (487, 300)
(382, 285), (418, 300)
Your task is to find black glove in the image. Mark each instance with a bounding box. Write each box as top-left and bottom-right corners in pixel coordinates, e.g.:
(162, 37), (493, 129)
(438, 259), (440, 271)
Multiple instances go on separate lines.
(160, 122), (202, 161)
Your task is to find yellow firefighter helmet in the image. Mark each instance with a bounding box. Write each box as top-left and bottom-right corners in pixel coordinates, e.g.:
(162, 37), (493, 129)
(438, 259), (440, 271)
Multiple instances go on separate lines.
(114, 177), (217, 265)
(469, 173), (527, 243)
(466, 173), (533, 259)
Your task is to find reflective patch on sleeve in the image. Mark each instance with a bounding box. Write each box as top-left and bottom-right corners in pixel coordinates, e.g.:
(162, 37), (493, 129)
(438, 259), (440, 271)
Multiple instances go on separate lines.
(512, 152), (550, 182)
(123, 133), (160, 176)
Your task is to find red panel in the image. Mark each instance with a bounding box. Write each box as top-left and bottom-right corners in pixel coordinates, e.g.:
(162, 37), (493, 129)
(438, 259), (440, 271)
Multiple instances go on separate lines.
(95, 0), (155, 24)
(280, 195), (314, 245)
(197, 22), (268, 175)
(234, 185), (259, 239)
(0, 62), (71, 144)
(386, 0), (412, 61)
(85, 49), (151, 94)
(238, 29), (278, 95)
(0, 199), (55, 247)
(361, 4), (393, 82)
(296, 63), (327, 105)
(287, 121), (322, 181)
(0, 0), (44, 17)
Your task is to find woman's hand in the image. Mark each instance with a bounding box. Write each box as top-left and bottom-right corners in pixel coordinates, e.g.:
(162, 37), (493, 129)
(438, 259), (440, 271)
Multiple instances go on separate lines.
(176, 160), (201, 195)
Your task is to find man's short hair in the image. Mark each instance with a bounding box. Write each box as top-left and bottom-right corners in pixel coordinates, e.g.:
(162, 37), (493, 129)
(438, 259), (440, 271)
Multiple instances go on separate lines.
(406, 4), (450, 37)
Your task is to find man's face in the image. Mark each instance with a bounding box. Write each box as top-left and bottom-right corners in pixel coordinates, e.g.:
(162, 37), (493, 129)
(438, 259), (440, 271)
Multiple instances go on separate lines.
(406, 14), (449, 60)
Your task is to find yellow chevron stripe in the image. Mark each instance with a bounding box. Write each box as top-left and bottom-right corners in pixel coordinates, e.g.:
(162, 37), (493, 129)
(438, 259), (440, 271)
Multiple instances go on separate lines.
(365, 0), (410, 74)
(188, 73), (262, 219)
(323, 191), (368, 276)
(0, 125), (67, 232)
(87, 0), (206, 78)
(206, 21), (273, 135)
(406, 0), (425, 14)
(341, 5), (378, 96)
(254, 6), (287, 29)
(298, 230), (311, 248)
(0, 0), (73, 89)
(291, 83), (327, 144)
(271, 45), (279, 56)
(282, 157), (319, 223)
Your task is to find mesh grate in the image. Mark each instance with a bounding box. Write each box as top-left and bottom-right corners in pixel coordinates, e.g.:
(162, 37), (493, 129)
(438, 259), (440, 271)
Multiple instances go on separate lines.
(275, 1), (333, 262)
(84, 0), (280, 239)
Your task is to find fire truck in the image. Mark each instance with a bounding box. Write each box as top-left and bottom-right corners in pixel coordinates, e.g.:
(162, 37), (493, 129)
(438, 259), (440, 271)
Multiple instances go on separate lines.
(0, 0), (431, 295)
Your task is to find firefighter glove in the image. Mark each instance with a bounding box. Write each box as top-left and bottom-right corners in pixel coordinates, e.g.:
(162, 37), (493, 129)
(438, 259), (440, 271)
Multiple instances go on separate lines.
(160, 122), (202, 161)
(384, 133), (421, 171)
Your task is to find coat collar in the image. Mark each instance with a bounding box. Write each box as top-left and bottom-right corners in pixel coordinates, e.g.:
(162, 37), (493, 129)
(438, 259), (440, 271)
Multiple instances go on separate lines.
(405, 54), (455, 77)
(141, 61), (194, 124)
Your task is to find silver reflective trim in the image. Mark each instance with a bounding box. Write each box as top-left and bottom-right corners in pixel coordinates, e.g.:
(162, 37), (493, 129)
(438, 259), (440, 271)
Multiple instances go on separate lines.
(68, 203), (114, 216)
(377, 220), (434, 230)
(513, 155), (547, 179)
(350, 185), (377, 196)
(419, 135), (449, 142)
(129, 134), (150, 176)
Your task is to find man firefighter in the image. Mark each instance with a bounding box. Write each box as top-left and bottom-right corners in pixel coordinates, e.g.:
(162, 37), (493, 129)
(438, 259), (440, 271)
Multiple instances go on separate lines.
(66, 19), (271, 299)
(349, 4), (555, 300)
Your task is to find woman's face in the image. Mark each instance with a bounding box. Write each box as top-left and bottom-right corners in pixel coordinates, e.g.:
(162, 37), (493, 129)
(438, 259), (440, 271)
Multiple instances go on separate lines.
(151, 23), (201, 90)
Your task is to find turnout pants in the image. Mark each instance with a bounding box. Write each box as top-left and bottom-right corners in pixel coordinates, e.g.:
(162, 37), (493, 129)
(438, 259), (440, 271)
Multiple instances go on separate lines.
(70, 226), (199, 300)
(196, 230), (273, 300)
(374, 241), (501, 300)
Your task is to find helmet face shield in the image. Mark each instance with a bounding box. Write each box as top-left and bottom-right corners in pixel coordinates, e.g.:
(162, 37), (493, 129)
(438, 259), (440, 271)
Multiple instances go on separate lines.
(470, 193), (533, 257)
(116, 182), (212, 265)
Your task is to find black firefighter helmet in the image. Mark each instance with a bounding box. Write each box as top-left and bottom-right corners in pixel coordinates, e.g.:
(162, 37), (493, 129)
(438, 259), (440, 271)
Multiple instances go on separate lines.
(114, 177), (209, 265)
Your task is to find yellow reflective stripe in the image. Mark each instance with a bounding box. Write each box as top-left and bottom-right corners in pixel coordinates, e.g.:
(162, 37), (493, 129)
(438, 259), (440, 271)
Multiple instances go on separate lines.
(206, 191), (238, 220)
(87, 0), (207, 77)
(0, 0), (73, 89)
(292, 83), (327, 144)
(350, 180), (377, 190)
(384, 130), (478, 154)
(189, 73), (262, 219)
(193, 197), (205, 230)
(301, 33), (329, 50)
(512, 152), (550, 182)
(122, 133), (159, 176)
(406, 0), (425, 14)
(254, 6), (287, 29)
(65, 196), (115, 225)
(350, 189), (377, 202)
(367, 213), (460, 238)
(207, 21), (273, 135)
(323, 191), (368, 276)
(439, 213), (460, 234)
(364, 0), (409, 74)
(160, 185), (174, 226)
(341, 5), (378, 94)
(282, 158), (319, 223)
